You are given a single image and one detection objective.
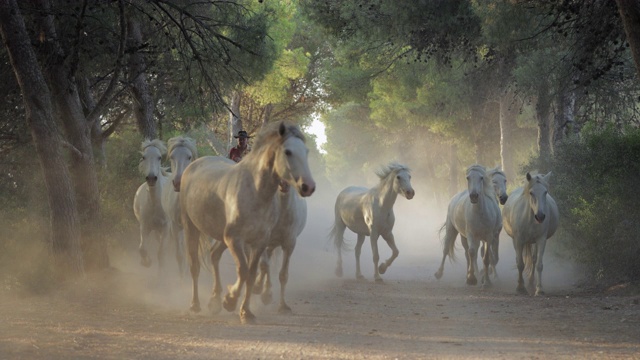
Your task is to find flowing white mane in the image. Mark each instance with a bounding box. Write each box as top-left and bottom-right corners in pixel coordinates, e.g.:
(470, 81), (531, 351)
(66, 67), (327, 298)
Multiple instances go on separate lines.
(376, 161), (410, 180)
(168, 136), (198, 158)
(141, 138), (167, 155)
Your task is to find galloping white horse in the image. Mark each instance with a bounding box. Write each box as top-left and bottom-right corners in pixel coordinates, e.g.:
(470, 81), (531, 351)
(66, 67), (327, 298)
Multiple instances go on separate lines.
(434, 164), (501, 287)
(180, 121), (316, 324)
(161, 136), (197, 276)
(133, 139), (169, 269)
(210, 181), (308, 314)
(502, 172), (558, 296)
(332, 162), (415, 282)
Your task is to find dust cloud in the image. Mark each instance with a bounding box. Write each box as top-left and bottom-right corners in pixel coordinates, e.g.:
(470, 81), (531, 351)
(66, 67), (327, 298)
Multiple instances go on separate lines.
(107, 153), (585, 319)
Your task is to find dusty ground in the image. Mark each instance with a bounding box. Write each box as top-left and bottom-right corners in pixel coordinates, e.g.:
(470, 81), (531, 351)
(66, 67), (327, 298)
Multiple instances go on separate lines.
(2, 195), (639, 359)
(1, 258), (639, 360)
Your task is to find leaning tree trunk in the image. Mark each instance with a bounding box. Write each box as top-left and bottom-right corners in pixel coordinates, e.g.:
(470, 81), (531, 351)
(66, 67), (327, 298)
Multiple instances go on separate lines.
(34, 0), (109, 271)
(616, 0), (640, 80)
(0, 0), (84, 277)
(499, 88), (518, 182)
(228, 91), (243, 149)
(535, 82), (552, 161)
(128, 18), (156, 140)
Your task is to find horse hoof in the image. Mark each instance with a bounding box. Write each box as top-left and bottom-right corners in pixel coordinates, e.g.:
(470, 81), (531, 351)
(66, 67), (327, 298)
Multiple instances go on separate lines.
(223, 294), (237, 312)
(207, 298), (222, 314)
(335, 267), (343, 278)
(261, 291), (273, 305)
(434, 270), (443, 280)
(378, 263), (388, 274)
(190, 303), (201, 313)
(466, 277), (478, 286)
(278, 304), (292, 314)
(141, 257), (152, 268)
(356, 274), (365, 281)
(535, 289), (545, 296)
(240, 310), (256, 325)
(516, 286), (528, 295)
(374, 277), (384, 283)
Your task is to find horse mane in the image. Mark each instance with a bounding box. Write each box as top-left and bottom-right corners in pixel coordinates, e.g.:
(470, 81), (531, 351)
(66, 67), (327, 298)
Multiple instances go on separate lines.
(375, 161), (411, 180)
(486, 166), (505, 179)
(466, 164), (494, 197)
(141, 138), (167, 155)
(251, 121), (306, 154)
(168, 136), (198, 158)
(524, 171), (550, 192)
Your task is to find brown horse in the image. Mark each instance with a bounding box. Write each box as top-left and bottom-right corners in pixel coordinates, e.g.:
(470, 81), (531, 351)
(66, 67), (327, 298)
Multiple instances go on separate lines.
(180, 121), (316, 324)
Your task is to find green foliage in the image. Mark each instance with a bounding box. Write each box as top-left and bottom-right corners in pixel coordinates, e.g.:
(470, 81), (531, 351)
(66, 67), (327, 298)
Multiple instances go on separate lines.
(532, 126), (640, 282)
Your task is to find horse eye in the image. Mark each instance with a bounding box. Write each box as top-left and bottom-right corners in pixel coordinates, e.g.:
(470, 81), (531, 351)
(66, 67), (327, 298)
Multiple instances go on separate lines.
(141, 156), (146, 161)
(285, 149), (292, 156)
(396, 175), (400, 179)
(158, 156), (162, 161)
(188, 156), (192, 160)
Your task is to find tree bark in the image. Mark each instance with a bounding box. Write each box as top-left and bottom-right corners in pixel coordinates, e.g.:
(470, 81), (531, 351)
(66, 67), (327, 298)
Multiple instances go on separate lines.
(128, 18), (156, 140)
(0, 0), (84, 276)
(499, 88), (518, 182)
(616, 0), (640, 80)
(536, 82), (552, 161)
(228, 91), (242, 149)
(552, 86), (576, 154)
(35, 0), (109, 271)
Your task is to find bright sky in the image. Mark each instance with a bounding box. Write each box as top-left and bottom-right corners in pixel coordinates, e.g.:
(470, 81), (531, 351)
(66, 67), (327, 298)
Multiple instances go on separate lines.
(305, 117), (327, 154)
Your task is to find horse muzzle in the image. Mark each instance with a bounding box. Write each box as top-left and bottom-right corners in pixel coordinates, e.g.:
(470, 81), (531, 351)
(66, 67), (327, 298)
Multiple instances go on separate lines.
(469, 193), (479, 204)
(298, 180), (316, 197)
(499, 195), (508, 205)
(172, 178), (181, 192)
(405, 189), (415, 200)
(534, 213), (545, 223)
(146, 175), (158, 187)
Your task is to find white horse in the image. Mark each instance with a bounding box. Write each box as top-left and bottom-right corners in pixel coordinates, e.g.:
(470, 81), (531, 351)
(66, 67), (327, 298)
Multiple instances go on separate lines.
(180, 121), (316, 324)
(434, 164), (501, 287)
(331, 162), (415, 282)
(133, 139), (169, 269)
(480, 166), (508, 277)
(161, 136), (197, 276)
(210, 181), (307, 314)
(502, 172), (559, 296)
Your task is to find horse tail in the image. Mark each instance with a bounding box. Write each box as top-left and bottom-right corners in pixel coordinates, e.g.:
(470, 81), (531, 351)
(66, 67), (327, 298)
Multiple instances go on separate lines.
(523, 243), (534, 277)
(439, 221), (457, 262)
(329, 220), (349, 252)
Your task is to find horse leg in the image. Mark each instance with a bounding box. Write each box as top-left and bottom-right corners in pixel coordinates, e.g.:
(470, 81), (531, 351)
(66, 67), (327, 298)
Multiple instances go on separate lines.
(466, 237), (478, 286)
(156, 227), (167, 276)
(138, 226), (152, 267)
(370, 231), (383, 283)
(534, 239), (547, 296)
(434, 222), (458, 280)
(238, 243), (267, 324)
(256, 247), (274, 306)
(278, 243), (295, 313)
(208, 240), (227, 314)
(222, 237), (248, 315)
(172, 225), (185, 277)
(379, 232), (399, 275)
(481, 240), (492, 289)
(354, 234), (366, 280)
(513, 239), (527, 295)
(183, 217), (201, 313)
(490, 232), (500, 279)
(461, 236), (470, 279)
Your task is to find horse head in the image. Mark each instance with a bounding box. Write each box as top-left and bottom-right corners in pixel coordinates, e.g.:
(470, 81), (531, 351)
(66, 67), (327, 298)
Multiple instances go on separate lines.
(167, 136), (197, 192)
(272, 122), (316, 197)
(466, 165), (488, 204)
(487, 166), (508, 205)
(525, 171), (552, 224)
(139, 139), (167, 187)
(393, 166), (414, 200)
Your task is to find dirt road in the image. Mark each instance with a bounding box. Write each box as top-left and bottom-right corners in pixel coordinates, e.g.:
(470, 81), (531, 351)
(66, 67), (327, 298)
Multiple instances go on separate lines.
(1, 261), (639, 360)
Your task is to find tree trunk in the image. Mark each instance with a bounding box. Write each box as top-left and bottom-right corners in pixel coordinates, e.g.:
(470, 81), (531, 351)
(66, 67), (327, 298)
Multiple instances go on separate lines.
(499, 89), (518, 182)
(616, 0), (640, 80)
(128, 18), (156, 140)
(0, 0), (84, 276)
(536, 82), (552, 161)
(552, 86), (576, 154)
(228, 91), (242, 149)
(35, 0), (109, 271)
(78, 76), (106, 167)
(262, 103), (274, 127)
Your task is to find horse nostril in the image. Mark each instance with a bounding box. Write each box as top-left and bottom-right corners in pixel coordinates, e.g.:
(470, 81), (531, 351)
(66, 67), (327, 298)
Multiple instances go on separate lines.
(301, 184), (309, 193)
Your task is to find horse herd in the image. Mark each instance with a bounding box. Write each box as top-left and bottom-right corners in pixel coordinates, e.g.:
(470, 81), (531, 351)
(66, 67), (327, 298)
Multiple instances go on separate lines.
(133, 121), (559, 324)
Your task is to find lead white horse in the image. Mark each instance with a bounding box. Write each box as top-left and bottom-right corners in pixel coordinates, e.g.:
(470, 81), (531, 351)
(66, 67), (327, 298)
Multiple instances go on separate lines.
(161, 136), (197, 276)
(331, 162), (415, 282)
(434, 164), (502, 287)
(133, 139), (169, 269)
(502, 172), (558, 296)
(210, 181), (307, 314)
(180, 121), (316, 324)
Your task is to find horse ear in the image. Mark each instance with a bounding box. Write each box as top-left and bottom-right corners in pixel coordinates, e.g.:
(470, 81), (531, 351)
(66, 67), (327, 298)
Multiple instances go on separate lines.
(279, 122), (286, 137)
(543, 172), (552, 182)
(526, 172), (532, 181)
